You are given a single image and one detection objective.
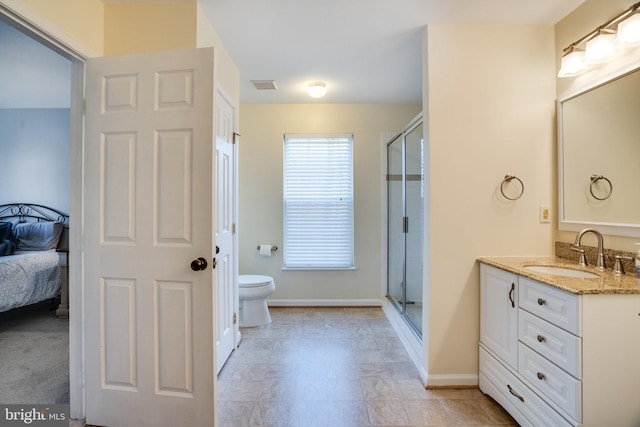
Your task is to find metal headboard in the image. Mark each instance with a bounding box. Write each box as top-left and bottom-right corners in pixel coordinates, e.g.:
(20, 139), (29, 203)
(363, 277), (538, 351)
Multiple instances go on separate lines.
(0, 203), (69, 228)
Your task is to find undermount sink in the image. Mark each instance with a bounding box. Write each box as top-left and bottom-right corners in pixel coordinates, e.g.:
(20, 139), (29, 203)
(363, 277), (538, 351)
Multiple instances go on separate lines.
(524, 265), (600, 279)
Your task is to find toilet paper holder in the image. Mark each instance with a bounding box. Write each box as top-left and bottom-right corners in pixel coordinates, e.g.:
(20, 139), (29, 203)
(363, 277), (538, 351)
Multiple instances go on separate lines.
(256, 244), (278, 252)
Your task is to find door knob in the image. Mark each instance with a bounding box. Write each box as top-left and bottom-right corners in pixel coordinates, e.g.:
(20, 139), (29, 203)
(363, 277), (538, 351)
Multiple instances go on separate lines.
(216, 246), (220, 254)
(190, 257), (208, 271)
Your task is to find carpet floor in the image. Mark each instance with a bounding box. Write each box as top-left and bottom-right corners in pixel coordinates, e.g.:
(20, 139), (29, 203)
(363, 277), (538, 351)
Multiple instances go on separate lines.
(0, 301), (69, 404)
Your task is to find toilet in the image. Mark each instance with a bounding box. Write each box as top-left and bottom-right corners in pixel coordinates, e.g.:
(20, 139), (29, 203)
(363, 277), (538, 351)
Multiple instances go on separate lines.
(238, 274), (275, 327)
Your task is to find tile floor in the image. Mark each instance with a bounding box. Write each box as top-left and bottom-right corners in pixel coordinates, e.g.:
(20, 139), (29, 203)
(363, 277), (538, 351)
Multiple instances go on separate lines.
(217, 306), (517, 426)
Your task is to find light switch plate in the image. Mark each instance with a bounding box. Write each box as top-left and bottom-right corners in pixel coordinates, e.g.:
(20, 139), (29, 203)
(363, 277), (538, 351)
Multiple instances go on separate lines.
(540, 205), (551, 223)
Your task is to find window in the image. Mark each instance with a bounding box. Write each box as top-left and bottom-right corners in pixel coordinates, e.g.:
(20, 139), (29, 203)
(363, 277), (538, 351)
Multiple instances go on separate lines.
(283, 134), (354, 269)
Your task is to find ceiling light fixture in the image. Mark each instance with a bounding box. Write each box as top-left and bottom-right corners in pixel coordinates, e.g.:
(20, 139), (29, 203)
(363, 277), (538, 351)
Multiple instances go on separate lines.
(558, 1), (640, 77)
(308, 81), (327, 98)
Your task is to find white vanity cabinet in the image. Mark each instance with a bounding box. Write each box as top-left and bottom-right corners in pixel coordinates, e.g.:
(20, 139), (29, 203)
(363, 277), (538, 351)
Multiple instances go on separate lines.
(479, 262), (640, 427)
(480, 265), (518, 369)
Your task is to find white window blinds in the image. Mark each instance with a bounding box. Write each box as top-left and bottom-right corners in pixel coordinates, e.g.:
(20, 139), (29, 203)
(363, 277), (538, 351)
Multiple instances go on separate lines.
(283, 134), (354, 269)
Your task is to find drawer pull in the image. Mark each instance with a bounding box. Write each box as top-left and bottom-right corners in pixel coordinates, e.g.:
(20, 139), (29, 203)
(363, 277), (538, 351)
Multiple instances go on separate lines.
(507, 384), (525, 402)
(537, 372), (546, 380)
(509, 283), (515, 308)
(537, 335), (546, 343)
(537, 298), (546, 306)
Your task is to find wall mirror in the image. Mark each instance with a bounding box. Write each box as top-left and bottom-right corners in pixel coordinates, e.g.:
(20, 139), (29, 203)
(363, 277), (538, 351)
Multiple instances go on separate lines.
(559, 64), (640, 237)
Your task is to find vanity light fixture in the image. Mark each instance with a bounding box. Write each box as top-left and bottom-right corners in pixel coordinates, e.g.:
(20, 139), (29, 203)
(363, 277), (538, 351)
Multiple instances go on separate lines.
(558, 1), (640, 77)
(558, 46), (588, 77)
(308, 81), (327, 98)
(584, 29), (617, 63)
(617, 11), (640, 45)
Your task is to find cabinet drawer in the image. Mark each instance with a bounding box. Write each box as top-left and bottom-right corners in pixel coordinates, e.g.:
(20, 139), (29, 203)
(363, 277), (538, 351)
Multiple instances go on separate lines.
(480, 347), (573, 427)
(518, 343), (581, 422)
(519, 277), (580, 334)
(519, 310), (582, 378)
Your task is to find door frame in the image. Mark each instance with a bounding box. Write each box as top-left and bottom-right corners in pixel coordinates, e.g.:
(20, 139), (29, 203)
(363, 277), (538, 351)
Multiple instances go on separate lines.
(214, 85), (241, 349)
(0, 3), (88, 419)
(0, 4), (240, 421)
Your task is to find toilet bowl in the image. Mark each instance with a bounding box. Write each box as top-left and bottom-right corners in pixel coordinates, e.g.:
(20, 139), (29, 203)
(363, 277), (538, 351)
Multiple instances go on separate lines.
(238, 274), (275, 327)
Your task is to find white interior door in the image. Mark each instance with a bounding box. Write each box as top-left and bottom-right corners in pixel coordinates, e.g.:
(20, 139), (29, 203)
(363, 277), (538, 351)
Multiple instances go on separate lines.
(84, 48), (216, 427)
(215, 91), (236, 374)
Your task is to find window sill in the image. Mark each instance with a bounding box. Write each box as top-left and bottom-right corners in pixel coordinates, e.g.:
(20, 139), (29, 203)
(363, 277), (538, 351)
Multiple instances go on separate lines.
(282, 266), (357, 271)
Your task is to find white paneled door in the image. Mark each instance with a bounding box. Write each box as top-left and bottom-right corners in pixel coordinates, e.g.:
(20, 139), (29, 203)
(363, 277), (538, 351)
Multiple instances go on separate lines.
(214, 91), (236, 374)
(84, 48), (216, 427)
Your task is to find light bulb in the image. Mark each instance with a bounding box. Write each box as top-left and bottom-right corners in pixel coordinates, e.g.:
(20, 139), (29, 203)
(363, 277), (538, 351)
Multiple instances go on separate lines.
(558, 49), (588, 77)
(617, 13), (640, 45)
(585, 31), (617, 63)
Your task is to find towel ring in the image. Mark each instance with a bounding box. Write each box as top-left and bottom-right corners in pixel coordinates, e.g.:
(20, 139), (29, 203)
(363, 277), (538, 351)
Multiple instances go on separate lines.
(500, 175), (524, 200)
(589, 175), (613, 200)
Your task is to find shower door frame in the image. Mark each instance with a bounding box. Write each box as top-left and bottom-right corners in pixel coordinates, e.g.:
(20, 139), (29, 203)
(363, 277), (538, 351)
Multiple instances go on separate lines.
(386, 116), (424, 337)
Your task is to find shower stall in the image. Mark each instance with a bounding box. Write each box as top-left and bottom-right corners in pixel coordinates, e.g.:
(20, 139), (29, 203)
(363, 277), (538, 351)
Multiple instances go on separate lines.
(386, 116), (424, 336)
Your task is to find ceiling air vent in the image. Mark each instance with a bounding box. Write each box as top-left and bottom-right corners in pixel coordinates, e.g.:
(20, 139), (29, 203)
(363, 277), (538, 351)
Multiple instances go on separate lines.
(251, 80), (277, 90)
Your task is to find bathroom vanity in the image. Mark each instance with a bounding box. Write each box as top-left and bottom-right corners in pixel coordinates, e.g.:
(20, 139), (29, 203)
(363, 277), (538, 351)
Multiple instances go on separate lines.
(478, 257), (640, 427)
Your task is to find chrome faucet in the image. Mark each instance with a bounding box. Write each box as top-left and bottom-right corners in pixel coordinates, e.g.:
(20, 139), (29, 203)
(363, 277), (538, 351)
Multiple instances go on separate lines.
(573, 228), (606, 271)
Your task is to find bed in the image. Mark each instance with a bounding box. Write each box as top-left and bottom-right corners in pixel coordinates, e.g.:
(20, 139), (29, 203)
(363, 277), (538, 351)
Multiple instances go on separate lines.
(0, 203), (69, 318)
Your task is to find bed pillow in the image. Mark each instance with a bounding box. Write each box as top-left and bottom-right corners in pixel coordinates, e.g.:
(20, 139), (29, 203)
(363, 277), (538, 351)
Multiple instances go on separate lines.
(0, 221), (17, 244)
(0, 240), (16, 256)
(14, 221), (64, 251)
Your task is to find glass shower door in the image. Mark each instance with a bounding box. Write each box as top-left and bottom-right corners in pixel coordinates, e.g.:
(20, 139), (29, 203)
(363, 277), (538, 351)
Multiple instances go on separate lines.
(386, 119), (423, 336)
(387, 134), (404, 314)
(404, 122), (423, 334)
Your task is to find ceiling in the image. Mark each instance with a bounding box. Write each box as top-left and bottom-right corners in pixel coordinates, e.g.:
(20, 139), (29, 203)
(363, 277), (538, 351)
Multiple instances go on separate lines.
(200, 0), (585, 104)
(0, 0), (584, 108)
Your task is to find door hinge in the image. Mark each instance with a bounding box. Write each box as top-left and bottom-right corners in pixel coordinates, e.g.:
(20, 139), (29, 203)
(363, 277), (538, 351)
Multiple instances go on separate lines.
(403, 216), (409, 233)
(233, 312), (237, 324)
(233, 132), (241, 144)
(232, 223), (236, 234)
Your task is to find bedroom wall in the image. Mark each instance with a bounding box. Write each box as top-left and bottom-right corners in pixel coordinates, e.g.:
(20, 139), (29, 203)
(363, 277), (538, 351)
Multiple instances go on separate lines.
(0, 108), (70, 213)
(239, 103), (421, 303)
(0, 0), (104, 56)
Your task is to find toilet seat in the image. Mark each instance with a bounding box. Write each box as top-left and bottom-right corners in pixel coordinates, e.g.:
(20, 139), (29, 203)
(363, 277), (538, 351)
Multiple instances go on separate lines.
(239, 274), (274, 288)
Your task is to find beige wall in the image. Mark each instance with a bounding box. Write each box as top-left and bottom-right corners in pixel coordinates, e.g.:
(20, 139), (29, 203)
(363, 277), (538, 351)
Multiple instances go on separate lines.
(196, 4), (239, 102)
(1, 1), (240, 106)
(555, 0), (640, 251)
(238, 104), (421, 302)
(104, 1), (196, 56)
(423, 25), (556, 380)
(0, 0), (104, 56)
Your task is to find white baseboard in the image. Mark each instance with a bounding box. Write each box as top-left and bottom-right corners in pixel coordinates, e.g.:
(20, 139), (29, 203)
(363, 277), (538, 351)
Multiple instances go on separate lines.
(267, 299), (383, 307)
(380, 299), (428, 385)
(425, 373), (479, 388)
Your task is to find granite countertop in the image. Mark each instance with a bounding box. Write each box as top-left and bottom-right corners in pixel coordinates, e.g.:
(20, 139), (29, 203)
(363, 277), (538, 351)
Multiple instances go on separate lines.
(478, 256), (640, 295)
